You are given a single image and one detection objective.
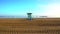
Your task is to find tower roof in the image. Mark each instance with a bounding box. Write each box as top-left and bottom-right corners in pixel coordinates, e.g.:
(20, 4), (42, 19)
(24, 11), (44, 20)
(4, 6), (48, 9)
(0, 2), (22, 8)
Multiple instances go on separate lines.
(27, 13), (32, 15)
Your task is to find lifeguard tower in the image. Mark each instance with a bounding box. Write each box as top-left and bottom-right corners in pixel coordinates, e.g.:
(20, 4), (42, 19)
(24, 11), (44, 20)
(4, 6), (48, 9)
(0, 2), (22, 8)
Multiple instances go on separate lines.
(27, 13), (32, 20)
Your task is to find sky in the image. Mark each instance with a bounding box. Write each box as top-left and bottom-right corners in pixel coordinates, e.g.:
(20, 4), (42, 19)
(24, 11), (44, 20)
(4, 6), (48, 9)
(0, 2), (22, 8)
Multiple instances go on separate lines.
(0, 0), (60, 18)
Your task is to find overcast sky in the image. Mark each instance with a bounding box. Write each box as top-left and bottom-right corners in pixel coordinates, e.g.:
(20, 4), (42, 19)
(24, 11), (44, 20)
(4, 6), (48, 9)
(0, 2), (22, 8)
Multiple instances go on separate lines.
(0, 0), (60, 17)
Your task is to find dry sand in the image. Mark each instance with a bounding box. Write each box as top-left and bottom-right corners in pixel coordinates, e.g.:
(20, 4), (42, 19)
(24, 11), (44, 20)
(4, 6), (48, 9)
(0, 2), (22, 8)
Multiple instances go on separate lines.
(0, 18), (60, 34)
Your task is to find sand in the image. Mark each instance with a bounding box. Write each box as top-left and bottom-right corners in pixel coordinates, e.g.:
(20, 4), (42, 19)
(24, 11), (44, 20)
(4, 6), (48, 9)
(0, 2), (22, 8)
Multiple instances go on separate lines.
(0, 18), (60, 34)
